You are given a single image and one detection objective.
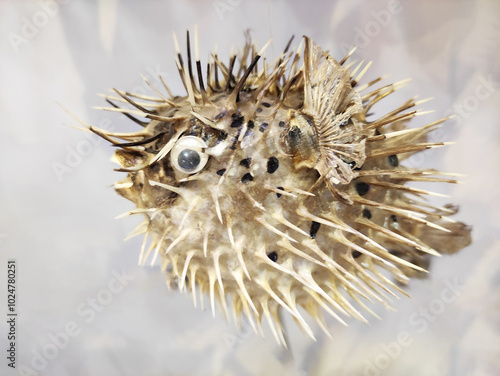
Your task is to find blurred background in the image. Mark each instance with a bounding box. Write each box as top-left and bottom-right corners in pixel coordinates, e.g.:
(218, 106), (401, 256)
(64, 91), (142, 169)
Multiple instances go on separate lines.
(0, 0), (499, 375)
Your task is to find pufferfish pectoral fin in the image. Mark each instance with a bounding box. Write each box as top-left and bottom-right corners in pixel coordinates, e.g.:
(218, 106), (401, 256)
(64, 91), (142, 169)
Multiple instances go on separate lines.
(299, 36), (366, 186)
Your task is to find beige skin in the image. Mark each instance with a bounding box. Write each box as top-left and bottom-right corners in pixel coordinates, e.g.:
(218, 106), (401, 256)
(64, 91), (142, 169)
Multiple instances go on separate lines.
(94, 35), (471, 344)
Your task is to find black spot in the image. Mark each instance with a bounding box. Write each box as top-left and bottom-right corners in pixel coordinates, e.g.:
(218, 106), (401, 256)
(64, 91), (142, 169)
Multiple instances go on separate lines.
(352, 251), (362, 259)
(214, 111), (226, 120)
(262, 102), (271, 108)
(241, 173), (254, 183)
(230, 113), (244, 128)
(267, 157), (279, 174)
(310, 221), (321, 239)
(362, 209), (372, 219)
(256, 107), (263, 113)
(243, 128), (253, 138)
(247, 120), (255, 129)
(389, 249), (402, 257)
(276, 186), (284, 198)
(216, 169), (226, 176)
(229, 136), (238, 149)
(150, 162), (161, 173)
(388, 154), (399, 167)
(139, 183), (144, 188)
(279, 121), (286, 128)
(230, 125), (244, 149)
(356, 182), (370, 196)
(267, 251), (278, 262)
(259, 122), (269, 133)
(240, 158), (252, 168)
(218, 131), (228, 141)
(390, 215), (398, 223)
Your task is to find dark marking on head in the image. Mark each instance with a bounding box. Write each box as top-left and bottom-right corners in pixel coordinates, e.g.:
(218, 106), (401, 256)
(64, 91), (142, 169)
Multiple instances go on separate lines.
(259, 122), (269, 133)
(216, 169), (226, 176)
(230, 113), (244, 128)
(279, 121), (286, 128)
(276, 186), (284, 198)
(388, 154), (399, 167)
(310, 221), (321, 239)
(267, 157), (279, 174)
(362, 209), (372, 219)
(352, 251), (362, 258)
(240, 158), (252, 168)
(256, 107), (263, 113)
(241, 173), (254, 183)
(356, 182), (370, 196)
(262, 102), (271, 108)
(247, 120), (255, 129)
(267, 251), (278, 262)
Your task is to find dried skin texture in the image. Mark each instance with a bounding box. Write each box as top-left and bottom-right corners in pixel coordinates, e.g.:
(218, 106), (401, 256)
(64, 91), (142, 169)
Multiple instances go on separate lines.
(92, 33), (471, 344)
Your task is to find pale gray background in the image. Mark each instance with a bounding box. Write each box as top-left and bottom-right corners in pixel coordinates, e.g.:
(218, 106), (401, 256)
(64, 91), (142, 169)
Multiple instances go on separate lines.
(0, 0), (499, 375)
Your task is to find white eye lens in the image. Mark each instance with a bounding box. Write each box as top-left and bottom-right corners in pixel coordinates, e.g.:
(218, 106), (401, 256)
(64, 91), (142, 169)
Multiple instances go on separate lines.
(171, 136), (208, 174)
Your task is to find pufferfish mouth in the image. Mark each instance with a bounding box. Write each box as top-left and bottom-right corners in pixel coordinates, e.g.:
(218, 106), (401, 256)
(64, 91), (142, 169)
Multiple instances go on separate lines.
(87, 31), (471, 344)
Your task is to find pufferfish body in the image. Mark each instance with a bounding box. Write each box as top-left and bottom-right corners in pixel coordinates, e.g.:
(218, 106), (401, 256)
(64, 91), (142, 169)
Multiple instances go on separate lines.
(91, 32), (471, 343)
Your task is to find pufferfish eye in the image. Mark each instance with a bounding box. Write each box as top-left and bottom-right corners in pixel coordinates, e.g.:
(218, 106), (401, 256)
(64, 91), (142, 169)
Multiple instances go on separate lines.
(171, 136), (208, 174)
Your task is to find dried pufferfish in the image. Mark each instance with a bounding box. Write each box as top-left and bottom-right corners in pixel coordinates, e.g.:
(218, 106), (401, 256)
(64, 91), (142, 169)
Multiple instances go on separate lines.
(91, 32), (471, 344)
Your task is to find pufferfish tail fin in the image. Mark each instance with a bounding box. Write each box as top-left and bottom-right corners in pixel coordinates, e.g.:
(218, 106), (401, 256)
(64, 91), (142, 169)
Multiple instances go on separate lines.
(415, 210), (472, 255)
(377, 203), (472, 283)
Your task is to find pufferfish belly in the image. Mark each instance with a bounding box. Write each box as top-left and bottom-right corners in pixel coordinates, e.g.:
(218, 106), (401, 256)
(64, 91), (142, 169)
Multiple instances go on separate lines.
(90, 32), (471, 344)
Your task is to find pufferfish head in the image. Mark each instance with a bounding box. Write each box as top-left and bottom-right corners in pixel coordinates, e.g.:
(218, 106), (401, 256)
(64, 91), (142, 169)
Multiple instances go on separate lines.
(91, 33), (471, 344)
